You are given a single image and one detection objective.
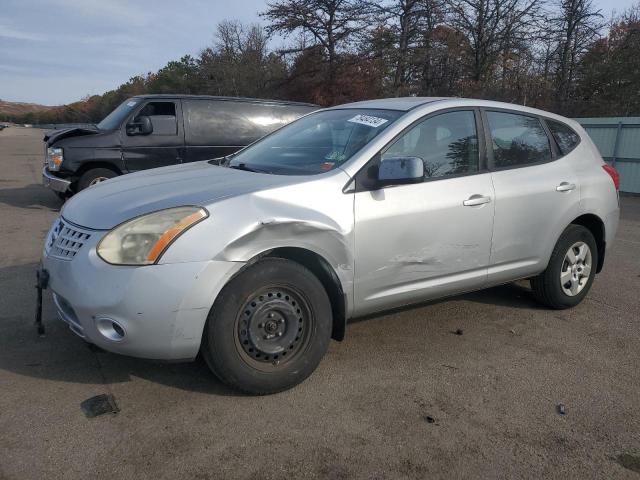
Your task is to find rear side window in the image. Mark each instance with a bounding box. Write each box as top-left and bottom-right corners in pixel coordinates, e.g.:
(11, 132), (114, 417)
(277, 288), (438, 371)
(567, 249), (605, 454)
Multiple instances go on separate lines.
(185, 100), (312, 146)
(486, 111), (552, 168)
(383, 110), (479, 178)
(547, 120), (580, 155)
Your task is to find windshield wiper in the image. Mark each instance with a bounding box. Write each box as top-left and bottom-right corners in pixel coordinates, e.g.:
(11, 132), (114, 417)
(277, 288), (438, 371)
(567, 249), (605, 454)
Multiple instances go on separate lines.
(228, 163), (265, 173)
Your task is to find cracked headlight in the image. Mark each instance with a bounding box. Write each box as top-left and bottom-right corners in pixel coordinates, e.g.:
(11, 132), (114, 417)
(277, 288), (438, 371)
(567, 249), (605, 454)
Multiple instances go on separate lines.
(97, 206), (208, 265)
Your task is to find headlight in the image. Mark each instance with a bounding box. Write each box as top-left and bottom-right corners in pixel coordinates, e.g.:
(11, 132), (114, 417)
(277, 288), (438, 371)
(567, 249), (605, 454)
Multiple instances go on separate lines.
(97, 206), (208, 265)
(47, 147), (63, 171)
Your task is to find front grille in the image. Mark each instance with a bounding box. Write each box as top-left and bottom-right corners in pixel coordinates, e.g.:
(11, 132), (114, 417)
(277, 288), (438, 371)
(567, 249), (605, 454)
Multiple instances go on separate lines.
(45, 218), (92, 260)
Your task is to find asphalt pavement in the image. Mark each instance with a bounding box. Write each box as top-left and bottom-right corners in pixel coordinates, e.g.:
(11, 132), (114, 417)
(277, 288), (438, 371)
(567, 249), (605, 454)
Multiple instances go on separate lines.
(1, 126), (639, 479)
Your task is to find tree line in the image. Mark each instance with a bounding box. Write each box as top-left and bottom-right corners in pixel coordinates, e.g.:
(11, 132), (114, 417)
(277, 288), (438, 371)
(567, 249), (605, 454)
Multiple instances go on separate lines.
(6, 0), (640, 124)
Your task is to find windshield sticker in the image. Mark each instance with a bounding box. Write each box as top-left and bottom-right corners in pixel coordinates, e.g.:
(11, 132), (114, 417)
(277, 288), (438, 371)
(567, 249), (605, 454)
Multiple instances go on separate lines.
(126, 101), (137, 107)
(348, 114), (388, 128)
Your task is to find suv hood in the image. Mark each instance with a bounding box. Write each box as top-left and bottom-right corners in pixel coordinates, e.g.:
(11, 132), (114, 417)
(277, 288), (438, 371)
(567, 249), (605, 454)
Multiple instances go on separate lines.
(61, 161), (303, 230)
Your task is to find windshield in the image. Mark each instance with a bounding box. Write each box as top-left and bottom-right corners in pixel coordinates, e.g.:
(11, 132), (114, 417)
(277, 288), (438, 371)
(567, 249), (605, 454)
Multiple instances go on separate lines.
(227, 109), (403, 175)
(96, 98), (140, 131)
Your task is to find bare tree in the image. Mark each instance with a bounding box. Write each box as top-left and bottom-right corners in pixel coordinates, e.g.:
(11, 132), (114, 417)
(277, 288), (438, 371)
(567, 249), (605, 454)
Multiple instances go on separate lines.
(550, 0), (603, 110)
(261, 0), (369, 96)
(367, 0), (446, 96)
(446, 0), (542, 88)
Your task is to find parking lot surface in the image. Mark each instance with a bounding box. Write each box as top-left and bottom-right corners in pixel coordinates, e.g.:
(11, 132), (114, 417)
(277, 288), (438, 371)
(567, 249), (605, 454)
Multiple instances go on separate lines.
(1, 126), (639, 479)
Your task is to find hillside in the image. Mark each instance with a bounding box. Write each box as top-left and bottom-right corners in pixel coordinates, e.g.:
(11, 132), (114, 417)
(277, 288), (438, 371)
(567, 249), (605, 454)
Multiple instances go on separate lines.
(0, 99), (55, 119)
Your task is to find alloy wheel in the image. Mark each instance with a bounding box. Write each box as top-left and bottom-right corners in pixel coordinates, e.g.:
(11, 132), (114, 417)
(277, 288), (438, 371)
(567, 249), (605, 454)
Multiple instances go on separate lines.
(560, 241), (592, 297)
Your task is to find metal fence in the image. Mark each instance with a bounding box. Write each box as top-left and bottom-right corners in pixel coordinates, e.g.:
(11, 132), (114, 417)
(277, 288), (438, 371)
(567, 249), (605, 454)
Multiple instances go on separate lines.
(576, 117), (640, 194)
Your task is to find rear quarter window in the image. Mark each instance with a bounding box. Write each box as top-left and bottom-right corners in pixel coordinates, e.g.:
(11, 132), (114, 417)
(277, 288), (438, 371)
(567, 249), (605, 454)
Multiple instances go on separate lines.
(546, 119), (581, 155)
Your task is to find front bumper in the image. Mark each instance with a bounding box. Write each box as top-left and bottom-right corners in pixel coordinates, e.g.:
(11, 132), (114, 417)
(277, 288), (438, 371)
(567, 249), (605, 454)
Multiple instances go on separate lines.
(42, 225), (244, 360)
(42, 166), (71, 193)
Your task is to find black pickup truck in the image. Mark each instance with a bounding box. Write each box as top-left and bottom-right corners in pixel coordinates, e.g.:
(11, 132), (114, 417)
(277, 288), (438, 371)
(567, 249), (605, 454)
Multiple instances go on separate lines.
(42, 95), (316, 196)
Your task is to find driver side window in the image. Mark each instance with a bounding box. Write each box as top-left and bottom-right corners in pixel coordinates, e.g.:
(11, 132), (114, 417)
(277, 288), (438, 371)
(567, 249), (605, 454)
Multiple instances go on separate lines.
(383, 111), (479, 179)
(136, 101), (177, 135)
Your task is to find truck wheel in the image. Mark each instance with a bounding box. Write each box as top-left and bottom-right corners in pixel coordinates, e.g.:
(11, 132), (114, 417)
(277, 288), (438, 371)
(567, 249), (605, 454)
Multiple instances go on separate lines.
(77, 168), (117, 191)
(202, 258), (332, 394)
(531, 225), (598, 309)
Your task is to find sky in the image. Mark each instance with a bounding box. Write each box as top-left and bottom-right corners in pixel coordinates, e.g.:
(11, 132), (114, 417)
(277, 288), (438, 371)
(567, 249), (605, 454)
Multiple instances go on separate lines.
(0, 0), (637, 106)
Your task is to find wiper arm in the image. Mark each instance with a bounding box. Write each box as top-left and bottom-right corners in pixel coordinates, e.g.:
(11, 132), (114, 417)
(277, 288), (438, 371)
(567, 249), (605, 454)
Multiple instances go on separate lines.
(229, 163), (263, 173)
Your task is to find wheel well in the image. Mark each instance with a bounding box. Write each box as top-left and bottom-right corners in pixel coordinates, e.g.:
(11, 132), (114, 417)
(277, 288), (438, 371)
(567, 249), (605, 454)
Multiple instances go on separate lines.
(571, 214), (606, 273)
(71, 162), (122, 191)
(264, 247), (347, 341)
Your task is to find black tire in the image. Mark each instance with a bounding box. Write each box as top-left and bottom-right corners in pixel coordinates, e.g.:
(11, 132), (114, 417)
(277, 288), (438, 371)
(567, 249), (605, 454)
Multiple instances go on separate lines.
(77, 168), (117, 191)
(201, 258), (332, 395)
(531, 224), (598, 309)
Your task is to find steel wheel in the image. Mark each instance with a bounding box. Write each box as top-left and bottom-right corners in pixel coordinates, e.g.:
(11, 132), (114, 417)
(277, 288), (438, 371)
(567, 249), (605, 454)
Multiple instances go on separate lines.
(88, 176), (109, 186)
(560, 241), (592, 297)
(235, 285), (313, 372)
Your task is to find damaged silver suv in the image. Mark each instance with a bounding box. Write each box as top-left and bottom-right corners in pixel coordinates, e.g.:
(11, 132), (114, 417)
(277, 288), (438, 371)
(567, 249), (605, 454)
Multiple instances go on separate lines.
(41, 98), (620, 394)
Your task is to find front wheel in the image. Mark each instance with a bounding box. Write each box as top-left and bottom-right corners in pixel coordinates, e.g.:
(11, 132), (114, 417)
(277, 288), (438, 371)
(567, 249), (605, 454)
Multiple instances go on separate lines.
(201, 258), (332, 394)
(531, 224), (598, 309)
(77, 168), (118, 192)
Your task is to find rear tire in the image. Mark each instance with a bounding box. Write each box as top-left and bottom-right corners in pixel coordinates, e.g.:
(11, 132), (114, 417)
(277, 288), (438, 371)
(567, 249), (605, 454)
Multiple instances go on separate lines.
(77, 168), (117, 191)
(201, 258), (332, 395)
(531, 225), (598, 309)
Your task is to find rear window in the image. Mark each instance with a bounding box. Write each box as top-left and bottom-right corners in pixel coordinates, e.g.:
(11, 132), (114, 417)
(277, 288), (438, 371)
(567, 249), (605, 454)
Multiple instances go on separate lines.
(547, 119), (580, 155)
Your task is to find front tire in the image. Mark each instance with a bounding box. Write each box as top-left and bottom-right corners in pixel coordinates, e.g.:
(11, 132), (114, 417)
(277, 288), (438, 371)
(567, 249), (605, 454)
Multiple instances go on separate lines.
(531, 224), (598, 309)
(201, 258), (332, 394)
(77, 168), (117, 192)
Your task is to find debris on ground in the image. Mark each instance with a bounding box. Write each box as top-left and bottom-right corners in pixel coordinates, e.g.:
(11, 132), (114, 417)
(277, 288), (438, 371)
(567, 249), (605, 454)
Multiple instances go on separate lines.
(452, 329), (463, 336)
(424, 416), (436, 424)
(557, 403), (566, 415)
(617, 453), (640, 473)
(80, 394), (120, 418)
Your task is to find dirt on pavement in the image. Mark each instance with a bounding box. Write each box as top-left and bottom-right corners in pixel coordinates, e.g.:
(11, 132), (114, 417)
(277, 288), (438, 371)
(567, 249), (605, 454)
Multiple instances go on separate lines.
(1, 126), (639, 479)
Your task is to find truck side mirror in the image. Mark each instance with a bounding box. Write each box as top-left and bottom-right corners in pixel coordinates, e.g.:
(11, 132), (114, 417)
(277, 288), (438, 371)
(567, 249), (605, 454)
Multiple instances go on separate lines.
(126, 116), (153, 136)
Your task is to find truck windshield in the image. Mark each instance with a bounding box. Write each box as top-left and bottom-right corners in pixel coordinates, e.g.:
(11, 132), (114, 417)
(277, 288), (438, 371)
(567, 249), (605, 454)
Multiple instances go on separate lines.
(227, 109), (403, 175)
(96, 99), (140, 131)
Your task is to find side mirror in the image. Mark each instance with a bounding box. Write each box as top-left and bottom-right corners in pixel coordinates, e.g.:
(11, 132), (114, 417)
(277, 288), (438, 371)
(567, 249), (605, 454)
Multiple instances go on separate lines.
(126, 116), (153, 136)
(375, 156), (424, 187)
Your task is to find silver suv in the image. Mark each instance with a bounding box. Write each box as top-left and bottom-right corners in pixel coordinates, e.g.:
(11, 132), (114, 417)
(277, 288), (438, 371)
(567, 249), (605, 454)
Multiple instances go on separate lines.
(41, 98), (620, 394)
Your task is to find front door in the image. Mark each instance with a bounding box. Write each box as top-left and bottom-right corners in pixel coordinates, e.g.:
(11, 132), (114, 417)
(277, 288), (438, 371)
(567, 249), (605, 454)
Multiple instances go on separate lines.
(353, 110), (495, 316)
(121, 100), (185, 172)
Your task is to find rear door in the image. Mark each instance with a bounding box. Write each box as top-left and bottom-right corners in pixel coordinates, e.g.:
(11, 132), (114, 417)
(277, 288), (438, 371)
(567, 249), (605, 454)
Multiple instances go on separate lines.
(353, 109), (495, 316)
(484, 109), (580, 283)
(121, 100), (184, 172)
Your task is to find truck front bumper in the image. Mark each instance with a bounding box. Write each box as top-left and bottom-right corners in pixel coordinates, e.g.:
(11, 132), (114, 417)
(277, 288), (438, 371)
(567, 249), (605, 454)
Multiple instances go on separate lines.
(42, 166), (71, 193)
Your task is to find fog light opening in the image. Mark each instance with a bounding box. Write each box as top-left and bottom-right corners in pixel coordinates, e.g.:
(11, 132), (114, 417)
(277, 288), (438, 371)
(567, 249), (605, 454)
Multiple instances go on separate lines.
(95, 317), (126, 342)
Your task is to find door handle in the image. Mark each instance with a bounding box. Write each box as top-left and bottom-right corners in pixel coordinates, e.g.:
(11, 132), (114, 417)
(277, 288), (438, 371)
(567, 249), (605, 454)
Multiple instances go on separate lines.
(556, 182), (576, 192)
(463, 195), (491, 207)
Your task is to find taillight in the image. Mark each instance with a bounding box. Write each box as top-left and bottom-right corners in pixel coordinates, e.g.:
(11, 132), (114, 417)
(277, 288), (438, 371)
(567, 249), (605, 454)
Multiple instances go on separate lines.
(602, 164), (620, 190)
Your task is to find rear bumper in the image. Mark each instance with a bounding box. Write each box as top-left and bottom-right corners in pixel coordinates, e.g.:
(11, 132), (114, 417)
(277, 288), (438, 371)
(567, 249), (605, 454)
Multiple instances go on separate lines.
(42, 166), (71, 193)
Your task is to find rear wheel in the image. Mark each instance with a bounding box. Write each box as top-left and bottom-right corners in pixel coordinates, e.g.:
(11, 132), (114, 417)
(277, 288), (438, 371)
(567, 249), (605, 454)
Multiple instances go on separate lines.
(531, 225), (598, 309)
(77, 168), (117, 192)
(201, 258), (332, 394)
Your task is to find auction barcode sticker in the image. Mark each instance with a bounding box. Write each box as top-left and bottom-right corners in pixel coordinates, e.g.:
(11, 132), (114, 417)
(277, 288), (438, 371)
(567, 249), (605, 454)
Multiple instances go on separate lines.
(348, 114), (388, 128)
